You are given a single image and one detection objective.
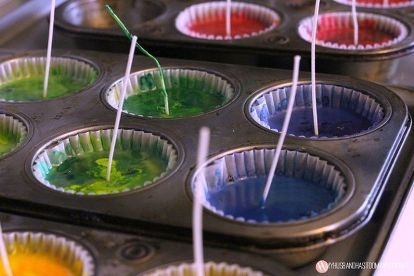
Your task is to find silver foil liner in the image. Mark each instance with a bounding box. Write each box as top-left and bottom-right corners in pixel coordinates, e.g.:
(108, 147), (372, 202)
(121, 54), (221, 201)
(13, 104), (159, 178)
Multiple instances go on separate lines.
(142, 261), (265, 276)
(249, 83), (385, 138)
(0, 113), (27, 157)
(175, 1), (280, 40)
(192, 148), (347, 224)
(32, 128), (178, 195)
(0, 56), (98, 102)
(105, 68), (235, 118)
(2, 231), (94, 276)
(298, 12), (407, 50)
(334, 0), (414, 8)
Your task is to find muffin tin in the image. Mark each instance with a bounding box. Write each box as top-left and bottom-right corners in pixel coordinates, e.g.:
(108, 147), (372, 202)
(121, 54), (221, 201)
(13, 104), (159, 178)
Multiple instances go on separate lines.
(0, 211), (292, 275)
(54, 0), (414, 83)
(0, 49), (410, 267)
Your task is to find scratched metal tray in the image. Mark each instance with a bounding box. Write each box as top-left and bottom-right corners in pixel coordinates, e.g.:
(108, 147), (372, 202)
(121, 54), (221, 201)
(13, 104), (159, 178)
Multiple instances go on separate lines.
(53, 0), (414, 83)
(0, 49), (410, 268)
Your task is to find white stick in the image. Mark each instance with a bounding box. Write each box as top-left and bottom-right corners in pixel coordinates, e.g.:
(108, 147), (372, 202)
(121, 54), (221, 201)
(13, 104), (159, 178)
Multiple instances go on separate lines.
(193, 127), (210, 276)
(106, 35), (137, 182)
(352, 0), (359, 46)
(226, 0), (231, 37)
(0, 223), (12, 276)
(311, 0), (320, 136)
(43, 0), (56, 98)
(384, 0), (389, 7)
(263, 56), (301, 203)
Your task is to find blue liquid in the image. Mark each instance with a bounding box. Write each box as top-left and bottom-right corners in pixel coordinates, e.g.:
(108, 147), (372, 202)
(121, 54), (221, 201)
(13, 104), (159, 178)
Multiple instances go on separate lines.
(207, 175), (337, 222)
(268, 107), (371, 137)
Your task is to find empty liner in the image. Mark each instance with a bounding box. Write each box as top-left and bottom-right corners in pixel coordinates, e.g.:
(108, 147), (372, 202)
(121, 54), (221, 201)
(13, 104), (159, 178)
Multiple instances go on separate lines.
(142, 262), (264, 276)
(192, 148), (347, 224)
(0, 56), (97, 102)
(298, 12), (407, 50)
(175, 2), (280, 40)
(32, 128), (178, 195)
(249, 83), (385, 138)
(1, 231), (94, 275)
(334, 0), (414, 8)
(0, 113), (27, 157)
(62, 0), (165, 29)
(105, 68), (235, 118)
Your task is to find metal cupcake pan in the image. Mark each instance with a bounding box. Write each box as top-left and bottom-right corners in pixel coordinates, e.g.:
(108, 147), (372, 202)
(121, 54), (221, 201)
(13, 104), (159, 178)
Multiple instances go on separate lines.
(54, 0), (414, 83)
(0, 212), (292, 276)
(0, 49), (410, 267)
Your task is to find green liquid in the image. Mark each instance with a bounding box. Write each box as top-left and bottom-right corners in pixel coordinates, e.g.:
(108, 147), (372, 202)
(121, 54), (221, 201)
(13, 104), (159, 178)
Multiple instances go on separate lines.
(0, 132), (18, 155)
(0, 68), (96, 101)
(123, 75), (227, 118)
(45, 150), (167, 194)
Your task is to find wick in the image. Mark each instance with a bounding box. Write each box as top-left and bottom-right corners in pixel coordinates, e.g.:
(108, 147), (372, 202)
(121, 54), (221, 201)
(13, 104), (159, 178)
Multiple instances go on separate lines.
(43, 0), (56, 98)
(105, 5), (170, 115)
(106, 36), (137, 182)
(262, 56), (301, 203)
(0, 223), (12, 276)
(226, 0), (232, 38)
(351, 0), (359, 46)
(311, 0), (320, 136)
(193, 127), (210, 276)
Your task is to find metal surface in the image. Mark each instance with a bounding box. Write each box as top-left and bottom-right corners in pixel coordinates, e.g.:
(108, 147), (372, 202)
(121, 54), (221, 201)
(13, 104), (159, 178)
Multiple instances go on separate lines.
(0, 49), (410, 267)
(53, 0), (414, 83)
(0, 211), (293, 276)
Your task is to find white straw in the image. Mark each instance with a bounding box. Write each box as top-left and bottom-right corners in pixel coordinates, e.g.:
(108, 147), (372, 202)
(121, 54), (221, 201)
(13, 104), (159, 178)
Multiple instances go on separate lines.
(0, 223), (12, 276)
(43, 0), (56, 98)
(226, 0), (231, 37)
(352, 0), (359, 45)
(106, 35), (137, 182)
(263, 56), (301, 203)
(311, 0), (320, 136)
(193, 127), (210, 276)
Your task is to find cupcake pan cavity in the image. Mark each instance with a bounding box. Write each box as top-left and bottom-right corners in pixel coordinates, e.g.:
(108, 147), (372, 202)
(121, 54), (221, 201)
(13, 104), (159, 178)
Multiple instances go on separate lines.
(334, 0), (414, 8)
(54, 0), (414, 83)
(32, 128), (178, 195)
(105, 68), (235, 118)
(175, 1), (280, 40)
(0, 56), (98, 102)
(0, 50), (410, 268)
(249, 83), (385, 138)
(2, 231), (95, 276)
(0, 113), (28, 157)
(192, 148), (348, 224)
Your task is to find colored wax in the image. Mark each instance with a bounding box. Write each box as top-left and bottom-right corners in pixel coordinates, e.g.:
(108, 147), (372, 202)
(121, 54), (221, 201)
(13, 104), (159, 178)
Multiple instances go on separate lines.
(317, 18), (395, 46)
(0, 253), (75, 276)
(349, 0), (411, 4)
(268, 106), (372, 137)
(0, 132), (18, 155)
(123, 74), (226, 118)
(0, 68), (96, 101)
(46, 150), (167, 194)
(188, 13), (270, 37)
(207, 175), (337, 222)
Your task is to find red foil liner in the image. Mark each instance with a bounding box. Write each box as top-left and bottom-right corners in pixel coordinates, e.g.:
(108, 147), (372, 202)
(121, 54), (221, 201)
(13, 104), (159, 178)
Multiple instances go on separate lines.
(298, 12), (407, 50)
(334, 0), (414, 8)
(175, 1), (280, 40)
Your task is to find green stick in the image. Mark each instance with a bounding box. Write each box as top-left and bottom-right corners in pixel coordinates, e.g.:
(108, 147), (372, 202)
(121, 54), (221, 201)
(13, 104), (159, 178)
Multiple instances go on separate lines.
(105, 5), (170, 115)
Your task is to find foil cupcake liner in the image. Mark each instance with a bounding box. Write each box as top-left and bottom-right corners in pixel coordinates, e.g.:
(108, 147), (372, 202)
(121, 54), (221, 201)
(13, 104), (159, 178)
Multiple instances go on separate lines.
(0, 113), (27, 157)
(249, 83), (385, 138)
(0, 56), (98, 102)
(298, 12), (407, 50)
(142, 261), (265, 276)
(2, 231), (94, 276)
(192, 148), (347, 224)
(105, 68), (235, 118)
(32, 128), (178, 195)
(334, 0), (414, 8)
(175, 2), (280, 40)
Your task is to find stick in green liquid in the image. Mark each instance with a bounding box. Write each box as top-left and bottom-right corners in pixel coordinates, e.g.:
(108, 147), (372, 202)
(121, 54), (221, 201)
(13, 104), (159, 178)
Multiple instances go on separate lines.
(105, 5), (170, 115)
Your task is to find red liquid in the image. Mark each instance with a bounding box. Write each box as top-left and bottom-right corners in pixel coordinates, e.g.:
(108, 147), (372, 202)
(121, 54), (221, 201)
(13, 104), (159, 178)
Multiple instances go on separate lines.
(317, 18), (395, 46)
(189, 12), (277, 38)
(352, 0), (412, 4)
